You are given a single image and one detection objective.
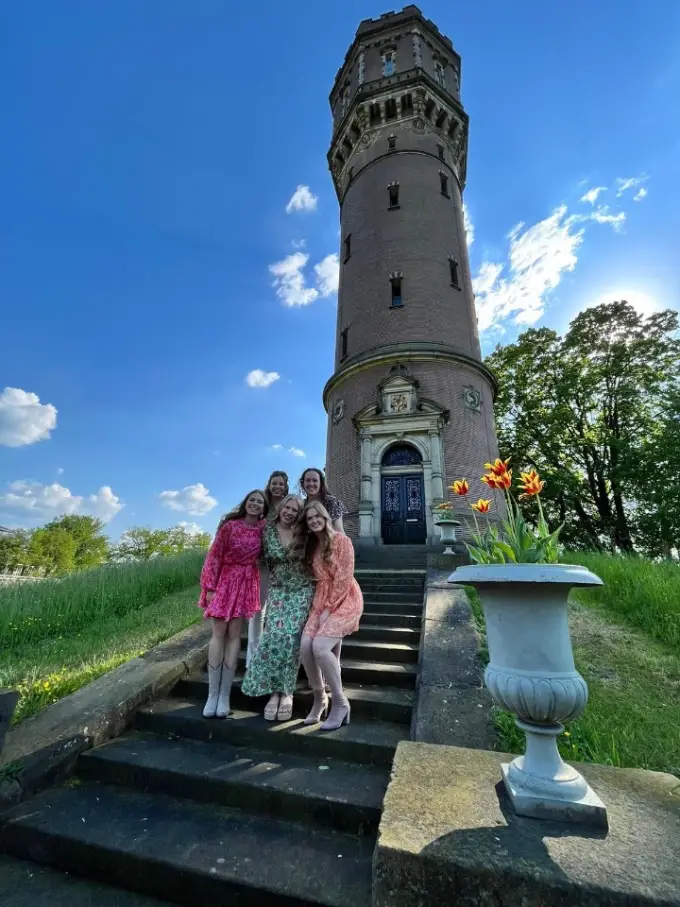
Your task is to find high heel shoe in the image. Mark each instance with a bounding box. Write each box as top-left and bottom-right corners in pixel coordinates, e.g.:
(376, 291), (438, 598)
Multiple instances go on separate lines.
(304, 689), (329, 726)
(321, 701), (350, 732)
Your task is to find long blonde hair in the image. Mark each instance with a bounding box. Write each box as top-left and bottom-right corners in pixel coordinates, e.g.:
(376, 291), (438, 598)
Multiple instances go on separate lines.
(301, 501), (335, 567)
(275, 494), (307, 560)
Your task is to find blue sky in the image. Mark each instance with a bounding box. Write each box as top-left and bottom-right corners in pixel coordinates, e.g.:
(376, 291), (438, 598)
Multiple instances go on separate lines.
(2, 1), (679, 537)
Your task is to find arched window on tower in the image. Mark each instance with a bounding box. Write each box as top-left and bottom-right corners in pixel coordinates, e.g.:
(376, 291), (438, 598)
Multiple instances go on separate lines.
(382, 444), (422, 468)
(382, 49), (396, 77)
(434, 59), (446, 89)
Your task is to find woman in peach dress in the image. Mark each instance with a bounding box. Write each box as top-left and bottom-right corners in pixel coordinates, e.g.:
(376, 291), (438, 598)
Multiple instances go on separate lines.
(299, 501), (363, 731)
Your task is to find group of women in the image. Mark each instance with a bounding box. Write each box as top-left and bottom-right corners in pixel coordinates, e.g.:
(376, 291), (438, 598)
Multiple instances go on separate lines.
(197, 468), (363, 732)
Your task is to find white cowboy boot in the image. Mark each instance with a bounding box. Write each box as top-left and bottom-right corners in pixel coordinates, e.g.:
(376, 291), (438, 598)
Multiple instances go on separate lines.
(202, 662), (222, 718)
(216, 662), (235, 718)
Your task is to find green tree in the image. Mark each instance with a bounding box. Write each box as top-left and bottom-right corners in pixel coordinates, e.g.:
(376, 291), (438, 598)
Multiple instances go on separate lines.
(27, 526), (77, 576)
(0, 529), (30, 570)
(486, 301), (680, 553)
(111, 525), (211, 561)
(43, 515), (109, 569)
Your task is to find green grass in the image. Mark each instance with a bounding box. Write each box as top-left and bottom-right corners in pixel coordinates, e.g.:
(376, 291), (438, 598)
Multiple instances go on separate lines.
(0, 553), (204, 725)
(564, 552), (680, 648)
(464, 556), (680, 778)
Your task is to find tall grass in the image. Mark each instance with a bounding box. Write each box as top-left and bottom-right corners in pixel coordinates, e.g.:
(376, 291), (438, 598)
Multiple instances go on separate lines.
(565, 552), (680, 648)
(0, 552), (204, 652)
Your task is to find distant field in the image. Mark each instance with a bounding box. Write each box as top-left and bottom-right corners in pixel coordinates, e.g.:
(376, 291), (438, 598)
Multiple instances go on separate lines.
(0, 553), (204, 725)
(466, 553), (680, 778)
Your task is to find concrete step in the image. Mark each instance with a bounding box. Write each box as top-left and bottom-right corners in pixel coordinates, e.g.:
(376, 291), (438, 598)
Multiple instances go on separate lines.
(341, 658), (418, 689)
(174, 677), (415, 725)
(359, 590), (424, 604)
(355, 624), (420, 643)
(357, 601), (422, 615)
(78, 731), (388, 836)
(2, 782), (374, 907)
(342, 638), (419, 664)
(361, 611), (421, 628)
(0, 855), (167, 907)
(135, 699), (408, 768)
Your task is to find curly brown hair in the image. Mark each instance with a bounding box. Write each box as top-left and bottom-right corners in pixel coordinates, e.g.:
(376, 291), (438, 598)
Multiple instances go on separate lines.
(217, 489), (269, 530)
(299, 501), (335, 568)
(265, 471), (289, 508)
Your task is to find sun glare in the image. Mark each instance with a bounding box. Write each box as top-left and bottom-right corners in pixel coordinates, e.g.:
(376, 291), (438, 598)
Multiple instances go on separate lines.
(590, 289), (661, 317)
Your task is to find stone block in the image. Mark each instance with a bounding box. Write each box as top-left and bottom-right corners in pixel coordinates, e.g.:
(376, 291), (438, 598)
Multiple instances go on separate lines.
(0, 689), (19, 758)
(375, 741), (680, 907)
(418, 619), (481, 688)
(411, 686), (495, 750)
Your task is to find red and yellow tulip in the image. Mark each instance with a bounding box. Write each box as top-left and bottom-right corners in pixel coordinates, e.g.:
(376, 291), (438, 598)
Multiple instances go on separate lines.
(519, 469), (545, 497)
(471, 498), (491, 514)
(450, 479), (469, 496)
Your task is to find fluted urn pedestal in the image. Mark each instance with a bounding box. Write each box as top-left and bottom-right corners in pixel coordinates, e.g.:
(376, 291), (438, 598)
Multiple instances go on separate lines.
(449, 563), (608, 829)
(435, 519), (461, 555)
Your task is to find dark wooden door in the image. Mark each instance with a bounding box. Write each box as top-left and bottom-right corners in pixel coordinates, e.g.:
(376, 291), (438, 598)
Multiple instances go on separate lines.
(381, 474), (426, 545)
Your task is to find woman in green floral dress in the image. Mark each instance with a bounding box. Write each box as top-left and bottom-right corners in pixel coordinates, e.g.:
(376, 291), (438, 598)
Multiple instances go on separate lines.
(241, 494), (314, 721)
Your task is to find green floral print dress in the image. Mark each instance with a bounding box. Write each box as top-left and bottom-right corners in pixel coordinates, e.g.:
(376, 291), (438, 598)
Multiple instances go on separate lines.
(241, 523), (314, 697)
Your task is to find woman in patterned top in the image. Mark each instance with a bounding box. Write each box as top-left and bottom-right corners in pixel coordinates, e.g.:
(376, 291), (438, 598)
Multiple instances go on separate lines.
(198, 489), (268, 719)
(247, 470), (290, 668)
(241, 495), (313, 721)
(299, 501), (363, 732)
(299, 468), (346, 534)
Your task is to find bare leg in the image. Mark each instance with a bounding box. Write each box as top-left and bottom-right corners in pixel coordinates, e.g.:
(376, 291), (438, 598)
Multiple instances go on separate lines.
(204, 619), (228, 718)
(217, 617), (243, 718)
(313, 636), (349, 731)
(300, 634), (328, 725)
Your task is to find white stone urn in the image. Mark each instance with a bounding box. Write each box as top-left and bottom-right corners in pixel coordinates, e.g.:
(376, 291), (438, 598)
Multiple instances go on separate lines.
(435, 519), (461, 555)
(448, 562), (607, 828)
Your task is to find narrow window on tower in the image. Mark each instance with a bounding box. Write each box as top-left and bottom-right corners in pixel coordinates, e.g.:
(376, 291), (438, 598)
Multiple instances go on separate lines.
(385, 98), (397, 120)
(437, 144), (445, 161)
(388, 182), (400, 209)
(390, 275), (403, 308)
(341, 327), (349, 360)
(344, 234), (352, 262)
(388, 134), (396, 151)
(382, 50), (396, 77)
(341, 84), (350, 117)
(439, 171), (450, 197)
(449, 257), (460, 289)
(434, 60), (447, 89)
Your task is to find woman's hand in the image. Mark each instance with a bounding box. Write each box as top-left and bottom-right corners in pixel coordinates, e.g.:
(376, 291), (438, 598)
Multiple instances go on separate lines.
(206, 590), (215, 604)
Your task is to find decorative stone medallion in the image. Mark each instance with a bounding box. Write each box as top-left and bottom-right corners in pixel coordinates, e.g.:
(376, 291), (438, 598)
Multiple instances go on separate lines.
(332, 399), (346, 424)
(463, 385), (482, 413)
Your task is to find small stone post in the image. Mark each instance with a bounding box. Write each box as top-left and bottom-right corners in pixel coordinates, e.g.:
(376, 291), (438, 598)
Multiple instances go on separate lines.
(0, 689), (19, 760)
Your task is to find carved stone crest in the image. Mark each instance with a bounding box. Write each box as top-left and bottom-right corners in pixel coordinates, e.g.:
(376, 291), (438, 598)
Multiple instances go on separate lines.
(463, 385), (482, 414)
(332, 399), (346, 424)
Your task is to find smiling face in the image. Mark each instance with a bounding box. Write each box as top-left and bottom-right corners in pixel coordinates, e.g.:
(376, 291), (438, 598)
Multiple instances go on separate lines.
(245, 493), (266, 518)
(268, 475), (287, 500)
(303, 470), (322, 498)
(279, 497), (301, 526)
(306, 505), (326, 535)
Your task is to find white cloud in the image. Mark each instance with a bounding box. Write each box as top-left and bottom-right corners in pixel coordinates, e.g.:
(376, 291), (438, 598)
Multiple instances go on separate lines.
(177, 520), (203, 536)
(291, 239), (306, 249)
(590, 206), (626, 232)
(285, 185), (318, 214)
(633, 187), (648, 202)
(463, 202), (474, 246)
(472, 206), (585, 332)
(269, 251), (339, 308)
(616, 174), (648, 197)
(86, 486), (124, 522)
(580, 186), (607, 205)
(56, 467), (64, 475)
(289, 447), (306, 458)
(271, 443), (284, 451)
(0, 480), (123, 524)
(0, 387), (57, 447)
(314, 253), (340, 296)
(269, 252), (319, 307)
(158, 483), (217, 516)
(246, 369), (280, 389)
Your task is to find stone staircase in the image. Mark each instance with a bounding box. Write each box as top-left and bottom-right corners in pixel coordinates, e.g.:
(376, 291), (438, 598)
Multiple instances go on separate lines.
(0, 570), (426, 907)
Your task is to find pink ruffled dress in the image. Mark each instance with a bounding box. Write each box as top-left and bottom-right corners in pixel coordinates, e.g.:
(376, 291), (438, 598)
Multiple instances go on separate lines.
(198, 519), (266, 621)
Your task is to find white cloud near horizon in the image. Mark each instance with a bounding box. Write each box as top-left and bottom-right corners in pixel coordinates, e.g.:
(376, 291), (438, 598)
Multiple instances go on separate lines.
(177, 520), (204, 536)
(285, 185), (318, 214)
(158, 483), (217, 516)
(246, 369), (280, 389)
(0, 480), (123, 524)
(269, 251), (339, 307)
(463, 202), (474, 246)
(0, 387), (57, 447)
(580, 186), (607, 205)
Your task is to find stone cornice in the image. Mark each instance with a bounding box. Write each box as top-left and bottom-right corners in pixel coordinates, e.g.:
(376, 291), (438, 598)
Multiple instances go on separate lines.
(323, 343), (498, 411)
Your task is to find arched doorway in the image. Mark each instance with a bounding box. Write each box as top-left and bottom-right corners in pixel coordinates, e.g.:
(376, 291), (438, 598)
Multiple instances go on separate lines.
(380, 443), (426, 545)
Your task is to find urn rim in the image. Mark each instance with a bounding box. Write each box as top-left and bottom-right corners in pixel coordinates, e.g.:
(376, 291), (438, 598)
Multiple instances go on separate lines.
(447, 562), (603, 587)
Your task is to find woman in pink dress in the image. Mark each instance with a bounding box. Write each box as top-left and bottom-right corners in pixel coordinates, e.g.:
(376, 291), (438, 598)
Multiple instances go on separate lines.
(299, 501), (363, 731)
(198, 489), (268, 719)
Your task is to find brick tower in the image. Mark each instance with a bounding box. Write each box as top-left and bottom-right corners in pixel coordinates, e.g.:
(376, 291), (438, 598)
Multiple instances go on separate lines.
(324, 5), (499, 546)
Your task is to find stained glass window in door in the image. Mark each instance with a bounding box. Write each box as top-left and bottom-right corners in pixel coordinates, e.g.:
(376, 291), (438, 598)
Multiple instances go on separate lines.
(383, 478), (401, 512)
(406, 477), (423, 513)
(382, 444), (422, 468)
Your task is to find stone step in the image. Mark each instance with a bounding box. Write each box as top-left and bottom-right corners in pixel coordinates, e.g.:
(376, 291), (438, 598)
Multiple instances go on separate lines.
(2, 782), (374, 907)
(0, 855), (167, 907)
(361, 611), (421, 628)
(342, 638), (419, 664)
(134, 699), (408, 768)
(78, 731), (388, 836)
(341, 658), (418, 689)
(174, 678), (415, 725)
(355, 624), (420, 643)
(357, 601), (423, 615)
(359, 590), (424, 604)
(358, 585), (425, 598)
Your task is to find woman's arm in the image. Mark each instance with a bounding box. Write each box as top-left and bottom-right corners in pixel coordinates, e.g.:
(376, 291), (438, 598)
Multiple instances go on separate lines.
(200, 522), (229, 597)
(326, 535), (355, 612)
(332, 516), (345, 534)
